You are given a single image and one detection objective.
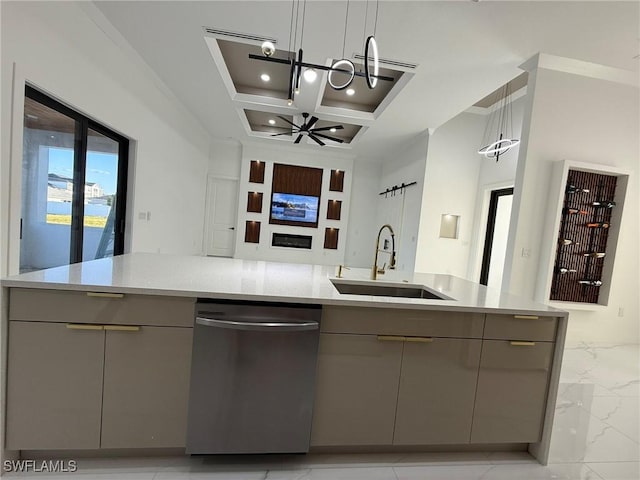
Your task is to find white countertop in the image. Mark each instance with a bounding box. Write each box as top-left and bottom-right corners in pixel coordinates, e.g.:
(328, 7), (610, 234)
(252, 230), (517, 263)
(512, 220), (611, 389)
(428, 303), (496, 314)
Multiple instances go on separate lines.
(1, 253), (567, 317)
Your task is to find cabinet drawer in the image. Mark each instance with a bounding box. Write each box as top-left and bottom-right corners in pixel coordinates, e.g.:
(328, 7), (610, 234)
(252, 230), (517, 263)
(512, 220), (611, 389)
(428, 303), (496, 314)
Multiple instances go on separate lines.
(484, 314), (557, 342)
(471, 340), (554, 443)
(9, 288), (194, 327)
(321, 306), (484, 338)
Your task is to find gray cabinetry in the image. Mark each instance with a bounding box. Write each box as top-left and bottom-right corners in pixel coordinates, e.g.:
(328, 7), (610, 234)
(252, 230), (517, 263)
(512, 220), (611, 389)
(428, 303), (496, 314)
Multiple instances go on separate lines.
(310, 333), (403, 446)
(101, 326), (193, 448)
(470, 340), (554, 443)
(6, 322), (105, 450)
(393, 338), (482, 445)
(5, 289), (194, 450)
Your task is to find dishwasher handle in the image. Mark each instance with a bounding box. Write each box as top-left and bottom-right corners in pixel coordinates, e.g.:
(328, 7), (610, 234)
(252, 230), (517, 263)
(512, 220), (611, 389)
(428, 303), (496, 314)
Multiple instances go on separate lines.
(196, 316), (319, 332)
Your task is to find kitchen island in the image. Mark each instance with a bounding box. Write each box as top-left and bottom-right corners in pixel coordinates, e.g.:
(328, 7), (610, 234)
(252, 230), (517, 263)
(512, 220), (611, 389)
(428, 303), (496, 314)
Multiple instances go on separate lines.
(1, 253), (567, 464)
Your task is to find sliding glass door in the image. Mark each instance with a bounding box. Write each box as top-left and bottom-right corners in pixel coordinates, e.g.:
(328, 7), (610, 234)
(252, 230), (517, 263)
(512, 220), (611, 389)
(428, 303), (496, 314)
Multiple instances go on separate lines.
(20, 86), (128, 273)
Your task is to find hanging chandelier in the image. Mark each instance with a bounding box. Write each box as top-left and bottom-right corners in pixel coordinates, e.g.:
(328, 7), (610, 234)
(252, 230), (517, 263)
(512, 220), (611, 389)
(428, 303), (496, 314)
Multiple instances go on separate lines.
(477, 82), (520, 162)
(251, 0), (391, 104)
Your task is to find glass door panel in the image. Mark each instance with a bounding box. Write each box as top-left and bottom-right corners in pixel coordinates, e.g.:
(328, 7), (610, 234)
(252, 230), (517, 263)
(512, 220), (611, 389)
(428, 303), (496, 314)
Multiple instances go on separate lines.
(20, 97), (78, 273)
(83, 128), (120, 261)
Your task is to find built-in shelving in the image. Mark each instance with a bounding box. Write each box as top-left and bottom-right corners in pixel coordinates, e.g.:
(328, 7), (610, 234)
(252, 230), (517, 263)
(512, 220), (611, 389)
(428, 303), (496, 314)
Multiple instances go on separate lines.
(535, 160), (629, 307)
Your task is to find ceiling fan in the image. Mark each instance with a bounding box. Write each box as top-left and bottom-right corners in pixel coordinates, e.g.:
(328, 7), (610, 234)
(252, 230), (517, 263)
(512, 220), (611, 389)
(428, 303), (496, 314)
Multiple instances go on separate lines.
(272, 112), (344, 146)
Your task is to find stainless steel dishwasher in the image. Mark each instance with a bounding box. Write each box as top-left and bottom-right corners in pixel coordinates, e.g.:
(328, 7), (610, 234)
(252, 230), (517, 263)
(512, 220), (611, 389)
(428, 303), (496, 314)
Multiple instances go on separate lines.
(186, 300), (321, 454)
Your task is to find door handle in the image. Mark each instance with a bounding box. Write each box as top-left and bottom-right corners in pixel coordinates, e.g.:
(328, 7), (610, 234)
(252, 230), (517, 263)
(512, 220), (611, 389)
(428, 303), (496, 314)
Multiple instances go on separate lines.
(104, 325), (141, 332)
(228, 227), (235, 230)
(405, 336), (433, 343)
(196, 316), (318, 332)
(510, 341), (536, 346)
(66, 323), (103, 331)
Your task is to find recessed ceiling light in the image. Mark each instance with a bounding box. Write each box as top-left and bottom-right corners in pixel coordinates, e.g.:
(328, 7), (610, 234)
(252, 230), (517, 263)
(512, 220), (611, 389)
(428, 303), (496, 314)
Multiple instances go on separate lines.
(330, 128), (337, 133)
(346, 88), (355, 96)
(260, 73), (270, 82)
(268, 119), (276, 125)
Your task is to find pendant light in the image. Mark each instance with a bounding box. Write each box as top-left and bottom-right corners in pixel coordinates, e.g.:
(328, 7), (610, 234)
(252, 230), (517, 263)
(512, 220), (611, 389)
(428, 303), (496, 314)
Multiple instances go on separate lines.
(328, 0), (355, 91)
(478, 82), (520, 162)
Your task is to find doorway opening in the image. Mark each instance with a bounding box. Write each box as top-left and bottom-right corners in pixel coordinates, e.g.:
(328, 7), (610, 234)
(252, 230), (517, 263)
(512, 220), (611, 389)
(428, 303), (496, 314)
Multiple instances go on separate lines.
(480, 187), (514, 288)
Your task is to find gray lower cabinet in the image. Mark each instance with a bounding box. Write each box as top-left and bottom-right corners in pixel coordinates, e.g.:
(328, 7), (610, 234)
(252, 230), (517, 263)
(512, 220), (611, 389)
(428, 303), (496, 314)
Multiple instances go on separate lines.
(470, 340), (554, 443)
(393, 338), (482, 445)
(6, 291), (194, 451)
(6, 321), (105, 450)
(310, 333), (403, 446)
(101, 326), (193, 448)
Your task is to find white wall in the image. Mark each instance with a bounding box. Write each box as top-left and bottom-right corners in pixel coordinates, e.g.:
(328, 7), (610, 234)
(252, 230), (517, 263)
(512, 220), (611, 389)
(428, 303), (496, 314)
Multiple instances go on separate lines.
(414, 113), (485, 276)
(344, 157), (382, 268)
(504, 56), (639, 344)
(209, 138), (242, 179)
(233, 142), (354, 266)
(1, 1), (212, 271)
(377, 132), (429, 273)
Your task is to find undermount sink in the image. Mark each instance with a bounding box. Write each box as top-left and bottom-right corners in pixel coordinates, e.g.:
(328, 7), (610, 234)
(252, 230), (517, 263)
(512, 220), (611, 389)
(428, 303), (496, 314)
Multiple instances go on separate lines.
(331, 280), (451, 300)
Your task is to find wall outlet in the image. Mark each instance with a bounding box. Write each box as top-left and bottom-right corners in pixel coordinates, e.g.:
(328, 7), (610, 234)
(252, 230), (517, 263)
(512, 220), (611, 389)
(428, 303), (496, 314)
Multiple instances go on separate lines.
(521, 248), (531, 258)
(618, 307), (624, 317)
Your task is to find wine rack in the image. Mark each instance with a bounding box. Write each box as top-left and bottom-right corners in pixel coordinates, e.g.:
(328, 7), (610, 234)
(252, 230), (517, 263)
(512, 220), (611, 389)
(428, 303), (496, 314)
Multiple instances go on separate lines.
(550, 170), (617, 303)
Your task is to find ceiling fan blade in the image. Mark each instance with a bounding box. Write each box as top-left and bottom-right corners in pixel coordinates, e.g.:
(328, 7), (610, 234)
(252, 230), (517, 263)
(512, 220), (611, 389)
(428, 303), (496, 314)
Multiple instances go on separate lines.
(305, 116), (319, 130)
(278, 116), (300, 129)
(294, 133), (304, 144)
(312, 132), (344, 143)
(308, 133), (325, 146)
(310, 125), (344, 133)
(271, 132), (292, 137)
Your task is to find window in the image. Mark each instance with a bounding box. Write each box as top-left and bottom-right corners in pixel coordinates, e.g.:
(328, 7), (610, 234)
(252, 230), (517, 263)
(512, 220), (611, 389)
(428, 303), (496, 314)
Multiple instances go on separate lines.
(20, 86), (128, 272)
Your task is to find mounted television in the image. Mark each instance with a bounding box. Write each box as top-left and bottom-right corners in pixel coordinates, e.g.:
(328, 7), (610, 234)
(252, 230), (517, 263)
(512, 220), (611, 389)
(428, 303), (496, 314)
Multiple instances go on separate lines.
(270, 192), (319, 228)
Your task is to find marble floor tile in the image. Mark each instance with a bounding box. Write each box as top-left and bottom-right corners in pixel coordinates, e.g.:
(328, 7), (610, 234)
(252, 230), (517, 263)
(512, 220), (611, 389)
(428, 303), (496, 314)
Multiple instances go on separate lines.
(266, 466), (398, 480)
(394, 464), (494, 479)
(586, 396), (640, 443)
(586, 461), (640, 480)
(548, 401), (640, 463)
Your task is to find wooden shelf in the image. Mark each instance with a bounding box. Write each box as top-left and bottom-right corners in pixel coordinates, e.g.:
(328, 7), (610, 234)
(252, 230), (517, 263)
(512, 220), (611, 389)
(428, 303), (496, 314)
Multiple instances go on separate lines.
(324, 228), (339, 250)
(326, 200), (342, 220)
(329, 170), (344, 192)
(244, 221), (261, 243)
(249, 160), (265, 184)
(246, 192), (263, 213)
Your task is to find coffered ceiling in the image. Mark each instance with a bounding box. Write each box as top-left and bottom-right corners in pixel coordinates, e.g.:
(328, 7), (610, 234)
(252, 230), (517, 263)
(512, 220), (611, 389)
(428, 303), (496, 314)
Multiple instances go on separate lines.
(93, 1), (639, 156)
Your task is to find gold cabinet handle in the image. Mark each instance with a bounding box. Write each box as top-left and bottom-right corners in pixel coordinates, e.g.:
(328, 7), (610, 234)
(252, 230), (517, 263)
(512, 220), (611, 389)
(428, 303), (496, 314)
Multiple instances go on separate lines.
(66, 324), (104, 331)
(104, 325), (140, 332)
(377, 335), (406, 342)
(405, 337), (433, 343)
(87, 292), (124, 298)
(514, 315), (539, 320)
(510, 341), (536, 346)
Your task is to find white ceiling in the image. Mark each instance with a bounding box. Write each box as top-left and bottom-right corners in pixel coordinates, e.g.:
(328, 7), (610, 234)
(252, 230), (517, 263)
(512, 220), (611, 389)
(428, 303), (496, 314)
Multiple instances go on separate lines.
(93, 1), (639, 157)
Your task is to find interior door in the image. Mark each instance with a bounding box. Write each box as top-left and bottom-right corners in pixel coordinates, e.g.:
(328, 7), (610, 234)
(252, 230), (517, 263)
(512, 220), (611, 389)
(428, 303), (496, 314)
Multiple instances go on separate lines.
(205, 176), (238, 257)
(480, 187), (514, 288)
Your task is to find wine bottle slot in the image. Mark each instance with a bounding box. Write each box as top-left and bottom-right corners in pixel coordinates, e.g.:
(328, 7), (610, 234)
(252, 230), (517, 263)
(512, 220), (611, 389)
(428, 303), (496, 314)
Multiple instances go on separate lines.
(566, 185), (590, 194)
(582, 252), (606, 258)
(586, 222), (610, 229)
(561, 239), (580, 246)
(578, 280), (603, 287)
(592, 200), (616, 208)
(557, 268), (577, 274)
(564, 208), (589, 215)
